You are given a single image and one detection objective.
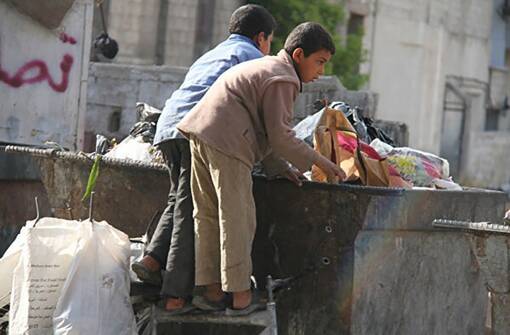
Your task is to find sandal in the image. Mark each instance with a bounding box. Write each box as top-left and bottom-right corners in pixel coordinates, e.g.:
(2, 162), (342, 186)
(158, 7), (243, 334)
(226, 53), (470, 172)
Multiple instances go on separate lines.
(192, 294), (231, 311)
(131, 261), (162, 286)
(225, 291), (265, 316)
(155, 299), (196, 316)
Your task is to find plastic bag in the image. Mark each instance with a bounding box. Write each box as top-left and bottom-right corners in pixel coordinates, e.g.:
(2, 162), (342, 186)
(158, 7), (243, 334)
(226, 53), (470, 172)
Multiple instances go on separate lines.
(370, 139), (450, 187)
(129, 103), (162, 143)
(8, 218), (84, 334)
(293, 101), (394, 147)
(432, 178), (462, 191)
(94, 102), (163, 163)
(136, 102), (161, 123)
(5, 218), (136, 335)
(0, 227), (27, 312)
(53, 220), (136, 335)
(293, 101), (349, 147)
(105, 135), (156, 162)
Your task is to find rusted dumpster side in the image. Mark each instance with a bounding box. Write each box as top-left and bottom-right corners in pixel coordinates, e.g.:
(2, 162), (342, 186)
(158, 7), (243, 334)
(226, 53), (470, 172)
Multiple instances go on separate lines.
(8, 147), (170, 236)
(253, 180), (377, 335)
(251, 179), (507, 335)
(4, 146), (509, 334)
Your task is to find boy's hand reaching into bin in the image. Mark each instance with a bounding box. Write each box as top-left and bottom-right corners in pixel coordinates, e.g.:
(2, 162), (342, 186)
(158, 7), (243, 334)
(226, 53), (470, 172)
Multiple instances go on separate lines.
(314, 155), (346, 183)
(281, 166), (305, 187)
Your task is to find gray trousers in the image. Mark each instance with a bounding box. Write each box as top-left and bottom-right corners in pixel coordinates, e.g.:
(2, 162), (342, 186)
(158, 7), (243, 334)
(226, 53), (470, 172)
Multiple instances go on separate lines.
(146, 139), (195, 298)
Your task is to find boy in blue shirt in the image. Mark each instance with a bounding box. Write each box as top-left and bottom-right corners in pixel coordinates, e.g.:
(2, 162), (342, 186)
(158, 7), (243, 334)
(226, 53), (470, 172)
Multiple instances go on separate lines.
(132, 4), (276, 314)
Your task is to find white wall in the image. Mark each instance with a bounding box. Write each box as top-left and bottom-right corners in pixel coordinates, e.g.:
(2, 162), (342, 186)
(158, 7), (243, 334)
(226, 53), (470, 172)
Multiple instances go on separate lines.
(0, 0), (94, 150)
(86, 62), (187, 150)
(365, 0), (492, 154)
(462, 132), (510, 188)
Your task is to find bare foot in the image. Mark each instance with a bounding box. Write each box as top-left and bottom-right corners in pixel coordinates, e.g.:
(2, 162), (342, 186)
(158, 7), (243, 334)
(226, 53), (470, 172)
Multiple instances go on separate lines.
(233, 289), (251, 309)
(141, 255), (160, 272)
(165, 297), (186, 311)
(204, 283), (225, 302)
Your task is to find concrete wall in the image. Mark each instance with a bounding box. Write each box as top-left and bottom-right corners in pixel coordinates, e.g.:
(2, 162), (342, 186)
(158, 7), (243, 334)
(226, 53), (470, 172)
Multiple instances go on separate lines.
(161, 0), (199, 66)
(106, 0), (241, 67)
(0, 0), (94, 150)
(85, 62), (187, 150)
(212, 0), (243, 49)
(364, 0), (492, 154)
(107, 0), (160, 65)
(86, 63), (386, 151)
(295, 76), (378, 121)
(490, 66), (510, 132)
(462, 131), (510, 189)
(359, 0), (510, 189)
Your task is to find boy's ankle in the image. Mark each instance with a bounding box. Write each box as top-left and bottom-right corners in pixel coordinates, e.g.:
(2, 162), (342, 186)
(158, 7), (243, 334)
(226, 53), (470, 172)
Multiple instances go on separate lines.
(204, 283), (225, 302)
(165, 297), (186, 310)
(232, 289), (251, 309)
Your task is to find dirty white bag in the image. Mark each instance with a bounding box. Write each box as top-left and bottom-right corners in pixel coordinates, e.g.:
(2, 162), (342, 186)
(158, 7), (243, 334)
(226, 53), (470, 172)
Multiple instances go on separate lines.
(6, 218), (136, 335)
(105, 135), (154, 162)
(9, 218), (84, 335)
(53, 219), (137, 335)
(0, 221), (30, 309)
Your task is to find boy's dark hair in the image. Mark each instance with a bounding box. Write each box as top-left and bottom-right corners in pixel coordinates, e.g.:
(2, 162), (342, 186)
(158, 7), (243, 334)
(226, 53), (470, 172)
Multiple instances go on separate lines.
(284, 22), (336, 56)
(228, 4), (276, 39)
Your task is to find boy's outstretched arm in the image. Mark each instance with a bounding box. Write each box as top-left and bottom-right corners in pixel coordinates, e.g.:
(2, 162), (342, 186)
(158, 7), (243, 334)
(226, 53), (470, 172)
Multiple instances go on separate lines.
(262, 82), (346, 182)
(262, 81), (319, 172)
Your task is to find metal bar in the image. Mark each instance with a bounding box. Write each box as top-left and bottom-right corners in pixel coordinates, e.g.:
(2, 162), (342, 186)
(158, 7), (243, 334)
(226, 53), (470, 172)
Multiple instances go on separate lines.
(4, 145), (167, 172)
(432, 219), (510, 234)
(265, 302), (278, 335)
(150, 307), (158, 335)
(34, 196), (40, 221)
(99, 1), (108, 35)
(5, 145), (404, 196)
(89, 191), (95, 222)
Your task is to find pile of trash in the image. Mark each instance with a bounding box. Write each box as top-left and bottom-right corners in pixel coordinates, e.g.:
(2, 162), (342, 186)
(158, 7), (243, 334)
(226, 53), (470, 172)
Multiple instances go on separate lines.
(96, 100), (461, 190)
(294, 101), (462, 190)
(96, 102), (164, 164)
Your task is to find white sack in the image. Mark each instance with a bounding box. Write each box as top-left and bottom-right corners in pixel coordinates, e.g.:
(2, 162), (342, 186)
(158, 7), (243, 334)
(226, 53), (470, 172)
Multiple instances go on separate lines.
(53, 220), (137, 335)
(5, 218), (136, 335)
(9, 218), (83, 335)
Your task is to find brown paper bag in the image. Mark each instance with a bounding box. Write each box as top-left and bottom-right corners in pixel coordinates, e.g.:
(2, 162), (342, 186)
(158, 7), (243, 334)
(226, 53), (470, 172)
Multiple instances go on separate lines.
(312, 106), (408, 187)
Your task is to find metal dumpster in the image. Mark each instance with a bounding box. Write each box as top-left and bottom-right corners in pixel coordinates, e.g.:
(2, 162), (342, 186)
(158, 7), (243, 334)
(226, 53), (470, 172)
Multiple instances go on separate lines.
(4, 146), (509, 334)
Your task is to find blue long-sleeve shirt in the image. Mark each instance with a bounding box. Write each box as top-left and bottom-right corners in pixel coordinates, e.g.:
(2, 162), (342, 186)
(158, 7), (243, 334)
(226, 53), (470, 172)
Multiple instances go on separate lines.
(154, 34), (263, 144)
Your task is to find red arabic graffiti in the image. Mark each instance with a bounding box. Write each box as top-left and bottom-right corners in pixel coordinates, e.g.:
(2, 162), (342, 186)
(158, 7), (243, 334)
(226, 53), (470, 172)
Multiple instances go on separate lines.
(59, 32), (77, 45)
(0, 33), (77, 93)
(0, 54), (74, 92)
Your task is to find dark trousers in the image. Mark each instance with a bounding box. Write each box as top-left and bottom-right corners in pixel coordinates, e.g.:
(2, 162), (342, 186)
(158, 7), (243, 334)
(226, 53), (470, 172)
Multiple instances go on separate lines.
(146, 139), (194, 298)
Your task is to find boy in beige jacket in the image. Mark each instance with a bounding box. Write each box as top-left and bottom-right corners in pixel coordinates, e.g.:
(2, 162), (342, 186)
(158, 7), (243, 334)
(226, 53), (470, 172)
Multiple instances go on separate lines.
(177, 22), (345, 315)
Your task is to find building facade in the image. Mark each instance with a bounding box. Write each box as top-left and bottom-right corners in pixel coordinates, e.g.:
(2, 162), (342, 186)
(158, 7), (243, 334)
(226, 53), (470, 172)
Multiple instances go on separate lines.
(90, 0), (510, 189)
(359, 0), (510, 188)
(94, 0), (241, 66)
